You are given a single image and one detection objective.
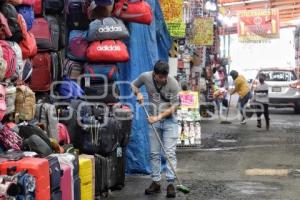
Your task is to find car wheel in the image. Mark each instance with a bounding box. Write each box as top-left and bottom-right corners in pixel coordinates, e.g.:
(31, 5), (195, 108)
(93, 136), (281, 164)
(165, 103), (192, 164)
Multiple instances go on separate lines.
(294, 104), (300, 114)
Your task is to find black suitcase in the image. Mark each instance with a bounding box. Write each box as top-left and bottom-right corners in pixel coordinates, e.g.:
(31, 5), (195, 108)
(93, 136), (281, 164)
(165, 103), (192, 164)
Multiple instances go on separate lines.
(51, 189), (62, 200)
(73, 175), (81, 200)
(94, 148), (126, 194)
(81, 116), (120, 156)
(112, 104), (133, 147)
(47, 155), (62, 192)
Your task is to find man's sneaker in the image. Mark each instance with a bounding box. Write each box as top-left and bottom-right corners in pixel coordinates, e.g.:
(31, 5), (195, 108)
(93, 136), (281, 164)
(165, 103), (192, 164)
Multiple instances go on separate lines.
(166, 183), (176, 198)
(240, 119), (246, 124)
(145, 181), (161, 195)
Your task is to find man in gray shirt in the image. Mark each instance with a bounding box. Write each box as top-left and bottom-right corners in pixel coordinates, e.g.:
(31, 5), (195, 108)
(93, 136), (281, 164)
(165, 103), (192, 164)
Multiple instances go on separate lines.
(132, 60), (180, 198)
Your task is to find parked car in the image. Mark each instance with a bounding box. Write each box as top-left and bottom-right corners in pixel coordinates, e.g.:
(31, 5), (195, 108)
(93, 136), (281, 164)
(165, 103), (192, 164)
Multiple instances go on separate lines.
(251, 68), (300, 114)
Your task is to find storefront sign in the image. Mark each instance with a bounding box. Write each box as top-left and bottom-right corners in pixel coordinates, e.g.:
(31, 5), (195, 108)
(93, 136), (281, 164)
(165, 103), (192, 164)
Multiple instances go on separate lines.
(237, 9), (280, 42)
(160, 0), (186, 37)
(190, 17), (214, 46)
(179, 91), (199, 109)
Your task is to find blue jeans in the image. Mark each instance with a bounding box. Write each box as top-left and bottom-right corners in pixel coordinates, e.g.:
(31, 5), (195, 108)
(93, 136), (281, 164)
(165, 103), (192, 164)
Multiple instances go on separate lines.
(238, 91), (252, 120)
(148, 118), (178, 182)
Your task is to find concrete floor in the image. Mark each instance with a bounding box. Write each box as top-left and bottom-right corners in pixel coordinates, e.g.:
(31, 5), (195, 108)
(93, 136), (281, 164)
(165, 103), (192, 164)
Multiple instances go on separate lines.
(109, 108), (300, 200)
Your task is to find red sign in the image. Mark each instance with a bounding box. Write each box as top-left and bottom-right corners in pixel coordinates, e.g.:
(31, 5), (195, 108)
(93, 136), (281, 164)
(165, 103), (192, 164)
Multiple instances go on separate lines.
(237, 9), (280, 42)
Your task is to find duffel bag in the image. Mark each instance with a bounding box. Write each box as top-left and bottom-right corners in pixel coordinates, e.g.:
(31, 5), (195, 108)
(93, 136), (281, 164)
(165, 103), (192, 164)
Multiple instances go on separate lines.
(87, 17), (129, 41)
(84, 63), (118, 84)
(112, 0), (153, 25)
(86, 40), (129, 63)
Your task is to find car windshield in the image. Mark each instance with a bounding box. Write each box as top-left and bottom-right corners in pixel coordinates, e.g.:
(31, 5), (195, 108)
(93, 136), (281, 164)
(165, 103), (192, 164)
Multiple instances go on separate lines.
(259, 70), (297, 82)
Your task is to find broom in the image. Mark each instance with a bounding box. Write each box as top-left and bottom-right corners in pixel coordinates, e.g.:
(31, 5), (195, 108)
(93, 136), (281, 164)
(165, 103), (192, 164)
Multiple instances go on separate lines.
(141, 104), (190, 194)
(220, 94), (232, 124)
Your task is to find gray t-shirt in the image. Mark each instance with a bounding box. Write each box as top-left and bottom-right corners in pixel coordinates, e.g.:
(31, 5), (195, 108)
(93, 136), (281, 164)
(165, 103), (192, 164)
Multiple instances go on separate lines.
(132, 71), (180, 116)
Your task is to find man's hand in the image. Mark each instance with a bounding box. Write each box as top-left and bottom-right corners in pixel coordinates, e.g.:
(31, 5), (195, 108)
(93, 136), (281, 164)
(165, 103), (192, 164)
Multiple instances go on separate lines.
(137, 92), (144, 104)
(148, 115), (161, 124)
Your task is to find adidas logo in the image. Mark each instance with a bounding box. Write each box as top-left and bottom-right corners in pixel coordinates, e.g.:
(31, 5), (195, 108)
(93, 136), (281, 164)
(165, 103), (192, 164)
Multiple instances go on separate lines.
(98, 26), (122, 33)
(96, 45), (121, 51)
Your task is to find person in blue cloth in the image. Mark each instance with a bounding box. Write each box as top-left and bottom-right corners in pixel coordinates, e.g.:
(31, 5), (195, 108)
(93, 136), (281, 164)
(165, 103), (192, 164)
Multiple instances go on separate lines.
(131, 60), (180, 198)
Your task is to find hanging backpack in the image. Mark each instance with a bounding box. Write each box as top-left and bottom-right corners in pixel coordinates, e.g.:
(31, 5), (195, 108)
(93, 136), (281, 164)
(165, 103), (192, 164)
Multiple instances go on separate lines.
(67, 30), (88, 61)
(30, 17), (51, 51)
(63, 58), (84, 80)
(21, 0), (35, 5)
(22, 59), (33, 82)
(15, 85), (36, 121)
(0, 40), (17, 80)
(7, 41), (23, 80)
(0, 85), (7, 121)
(87, 17), (129, 42)
(57, 123), (71, 145)
(35, 102), (59, 140)
(84, 63), (118, 84)
(5, 84), (16, 115)
(86, 40), (129, 63)
(0, 123), (22, 151)
(1, 3), (23, 42)
(93, 0), (114, 6)
(0, 12), (12, 39)
(29, 52), (52, 91)
(17, 14), (37, 59)
(32, 0), (42, 16)
(43, 0), (64, 14)
(45, 15), (60, 51)
(58, 77), (84, 101)
(112, 0), (153, 25)
(16, 5), (35, 31)
(65, 0), (89, 30)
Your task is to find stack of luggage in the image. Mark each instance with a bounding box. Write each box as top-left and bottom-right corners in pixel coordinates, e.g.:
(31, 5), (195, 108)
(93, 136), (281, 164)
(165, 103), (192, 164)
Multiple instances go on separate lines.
(0, 0), (153, 198)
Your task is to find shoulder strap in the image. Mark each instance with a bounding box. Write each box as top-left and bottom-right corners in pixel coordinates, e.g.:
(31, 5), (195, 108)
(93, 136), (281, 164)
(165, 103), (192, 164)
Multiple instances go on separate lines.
(152, 75), (170, 102)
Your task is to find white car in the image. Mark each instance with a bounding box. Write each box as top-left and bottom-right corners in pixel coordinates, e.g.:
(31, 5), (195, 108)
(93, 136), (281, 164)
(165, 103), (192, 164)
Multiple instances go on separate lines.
(252, 68), (300, 114)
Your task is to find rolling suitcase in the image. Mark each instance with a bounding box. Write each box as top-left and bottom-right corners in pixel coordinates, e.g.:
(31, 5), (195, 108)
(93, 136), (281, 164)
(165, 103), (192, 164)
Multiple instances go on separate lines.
(0, 157), (51, 200)
(51, 153), (80, 200)
(47, 156), (62, 199)
(79, 155), (95, 198)
(79, 156), (93, 200)
(60, 163), (72, 200)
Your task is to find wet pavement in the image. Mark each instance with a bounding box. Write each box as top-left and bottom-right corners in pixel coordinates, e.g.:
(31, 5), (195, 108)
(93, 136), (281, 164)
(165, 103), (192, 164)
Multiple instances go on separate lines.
(109, 108), (300, 200)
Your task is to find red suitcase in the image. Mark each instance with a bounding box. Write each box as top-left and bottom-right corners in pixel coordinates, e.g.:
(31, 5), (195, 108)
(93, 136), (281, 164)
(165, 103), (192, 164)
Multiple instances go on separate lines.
(18, 157), (50, 200)
(0, 157), (51, 200)
(61, 163), (72, 200)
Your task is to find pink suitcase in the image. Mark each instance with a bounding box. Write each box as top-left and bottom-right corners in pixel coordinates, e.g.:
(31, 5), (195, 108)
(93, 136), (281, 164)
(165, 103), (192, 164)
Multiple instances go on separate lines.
(60, 163), (72, 200)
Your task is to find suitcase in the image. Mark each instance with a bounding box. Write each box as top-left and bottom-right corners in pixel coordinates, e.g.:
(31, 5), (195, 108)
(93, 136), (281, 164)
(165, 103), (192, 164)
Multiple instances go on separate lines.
(51, 189), (62, 200)
(51, 153), (80, 200)
(81, 116), (120, 156)
(73, 175), (81, 200)
(79, 155), (95, 198)
(0, 157), (51, 200)
(112, 104), (133, 147)
(46, 156), (62, 192)
(78, 157), (93, 200)
(60, 163), (72, 200)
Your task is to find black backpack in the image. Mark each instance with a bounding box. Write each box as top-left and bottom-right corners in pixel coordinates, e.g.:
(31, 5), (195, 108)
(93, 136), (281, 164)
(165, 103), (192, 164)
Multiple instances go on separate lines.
(22, 134), (53, 156)
(1, 3), (23, 42)
(18, 124), (52, 147)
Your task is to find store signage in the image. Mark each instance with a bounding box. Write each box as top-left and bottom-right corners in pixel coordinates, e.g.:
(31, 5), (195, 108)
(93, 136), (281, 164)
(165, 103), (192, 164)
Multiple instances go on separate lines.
(190, 17), (214, 46)
(160, 0), (186, 37)
(237, 9), (280, 42)
(179, 91), (199, 109)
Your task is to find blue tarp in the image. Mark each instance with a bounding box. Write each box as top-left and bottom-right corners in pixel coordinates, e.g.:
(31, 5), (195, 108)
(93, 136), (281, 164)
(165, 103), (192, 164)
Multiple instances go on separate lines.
(118, 0), (172, 174)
